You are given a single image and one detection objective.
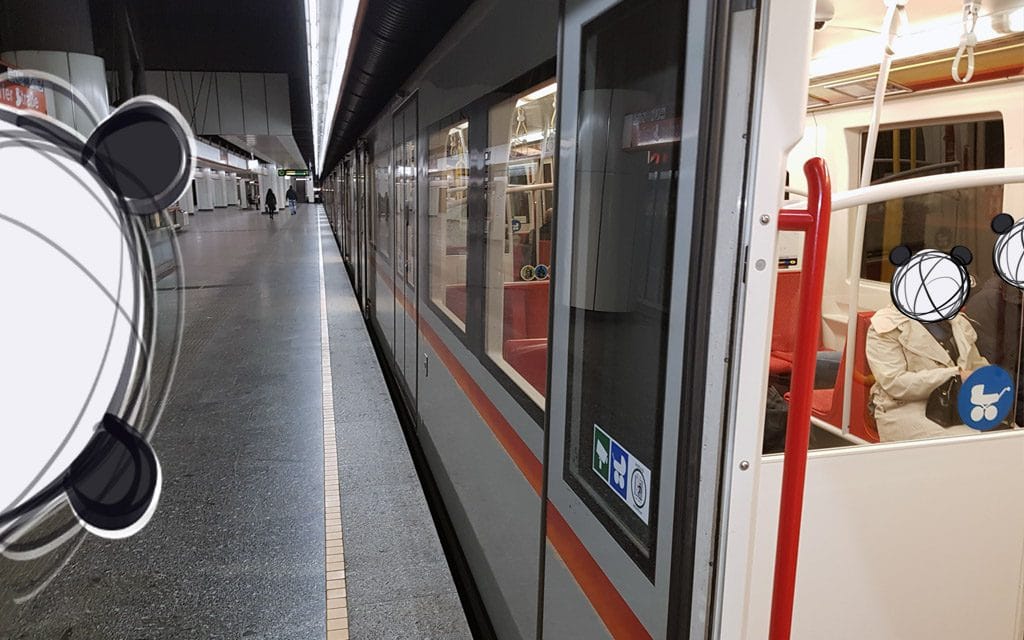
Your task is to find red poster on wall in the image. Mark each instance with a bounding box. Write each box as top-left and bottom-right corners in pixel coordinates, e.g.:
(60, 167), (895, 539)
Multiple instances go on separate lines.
(0, 81), (47, 114)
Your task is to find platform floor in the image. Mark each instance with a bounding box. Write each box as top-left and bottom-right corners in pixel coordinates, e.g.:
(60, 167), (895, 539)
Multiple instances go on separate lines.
(0, 205), (470, 639)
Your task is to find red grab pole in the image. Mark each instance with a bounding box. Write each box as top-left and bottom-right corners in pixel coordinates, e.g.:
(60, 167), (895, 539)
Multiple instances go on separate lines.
(767, 157), (832, 640)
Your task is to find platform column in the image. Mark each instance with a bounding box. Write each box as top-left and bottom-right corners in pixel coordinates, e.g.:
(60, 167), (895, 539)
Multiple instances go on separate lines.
(0, 0), (110, 135)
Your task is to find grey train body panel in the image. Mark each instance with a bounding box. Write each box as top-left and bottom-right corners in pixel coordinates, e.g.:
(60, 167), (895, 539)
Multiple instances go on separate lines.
(322, 0), (752, 637)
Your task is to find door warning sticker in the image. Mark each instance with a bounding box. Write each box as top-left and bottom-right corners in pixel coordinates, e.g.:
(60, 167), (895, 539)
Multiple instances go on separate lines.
(592, 424), (652, 524)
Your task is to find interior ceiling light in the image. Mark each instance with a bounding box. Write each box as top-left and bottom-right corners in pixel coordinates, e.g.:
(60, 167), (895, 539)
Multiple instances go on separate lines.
(521, 82), (558, 102)
(811, 7), (1024, 78)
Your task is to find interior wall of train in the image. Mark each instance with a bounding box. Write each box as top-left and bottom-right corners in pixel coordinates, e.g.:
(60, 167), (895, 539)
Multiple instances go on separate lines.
(322, 0), (1024, 637)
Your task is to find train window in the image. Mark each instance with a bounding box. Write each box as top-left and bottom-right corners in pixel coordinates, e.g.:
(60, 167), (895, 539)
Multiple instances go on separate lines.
(861, 119), (1005, 283)
(562, 0), (684, 571)
(484, 79), (557, 402)
(428, 120), (470, 330)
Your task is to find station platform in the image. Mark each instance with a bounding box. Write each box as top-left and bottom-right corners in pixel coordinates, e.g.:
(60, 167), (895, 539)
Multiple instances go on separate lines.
(0, 205), (471, 640)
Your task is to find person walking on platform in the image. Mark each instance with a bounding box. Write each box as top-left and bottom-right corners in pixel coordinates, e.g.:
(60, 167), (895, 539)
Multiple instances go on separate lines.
(265, 188), (277, 219)
(285, 186), (298, 215)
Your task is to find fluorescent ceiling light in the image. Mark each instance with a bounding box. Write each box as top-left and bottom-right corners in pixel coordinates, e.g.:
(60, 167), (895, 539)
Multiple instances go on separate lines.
(305, 0), (359, 175)
(522, 82), (557, 102)
(811, 10), (1024, 77)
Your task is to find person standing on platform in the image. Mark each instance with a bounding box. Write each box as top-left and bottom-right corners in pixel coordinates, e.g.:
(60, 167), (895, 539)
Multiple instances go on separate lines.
(265, 188), (277, 219)
(286, 185), (298, 215)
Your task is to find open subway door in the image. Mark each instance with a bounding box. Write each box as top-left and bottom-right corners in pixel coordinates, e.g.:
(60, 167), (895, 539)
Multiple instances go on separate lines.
(715, 1), (1024, 638)
(541, 0), (757, 636)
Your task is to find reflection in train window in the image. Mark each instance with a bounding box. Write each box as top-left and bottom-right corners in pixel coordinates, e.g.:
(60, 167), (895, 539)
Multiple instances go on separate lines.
(562, 0), (685, 575)
(375, 146), (392, 264)
(394, 105), (417, 289)
(861, 120), (1004, 283)
(428, 120), (470, 330)
(484, 79), (557, 402)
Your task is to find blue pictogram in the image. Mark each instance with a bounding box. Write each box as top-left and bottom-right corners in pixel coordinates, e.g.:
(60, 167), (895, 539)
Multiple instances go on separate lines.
(609, 441), (629, 500)
(958, 365), (1014, 431)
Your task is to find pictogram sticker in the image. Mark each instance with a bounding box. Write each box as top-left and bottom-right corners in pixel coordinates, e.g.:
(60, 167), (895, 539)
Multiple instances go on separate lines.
(591, 424), (652, 524)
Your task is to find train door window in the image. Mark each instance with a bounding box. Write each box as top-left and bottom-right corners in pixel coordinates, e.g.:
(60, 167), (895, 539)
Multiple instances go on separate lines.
(373, 136), (396, 353)
(562, 0), (684, 570)
(484, 79), (557, 402)
(401, 107), (417, 292)
(428, 119), (469, 330)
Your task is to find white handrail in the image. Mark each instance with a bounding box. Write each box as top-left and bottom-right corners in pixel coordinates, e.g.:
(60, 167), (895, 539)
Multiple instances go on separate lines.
(786, 167), (1024, 212)
(842, 0), (908, 436)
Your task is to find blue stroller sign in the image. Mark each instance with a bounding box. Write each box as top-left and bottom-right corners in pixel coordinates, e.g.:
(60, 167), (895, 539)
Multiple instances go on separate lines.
(958, 365), (1014, 431)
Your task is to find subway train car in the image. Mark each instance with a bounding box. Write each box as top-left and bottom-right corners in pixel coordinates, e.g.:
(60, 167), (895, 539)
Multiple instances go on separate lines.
(324, 0), (1024, 637)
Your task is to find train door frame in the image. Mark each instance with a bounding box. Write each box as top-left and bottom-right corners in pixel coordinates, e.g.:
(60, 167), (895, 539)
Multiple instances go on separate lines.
(540, 0), (747, 636)
(393, 93), (420, 405)
(713, 0), (827, 637)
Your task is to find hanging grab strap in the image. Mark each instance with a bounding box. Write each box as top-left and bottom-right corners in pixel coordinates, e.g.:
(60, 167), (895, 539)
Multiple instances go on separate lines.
(953, 0), (981, 83)
(882, 0), (909, 57)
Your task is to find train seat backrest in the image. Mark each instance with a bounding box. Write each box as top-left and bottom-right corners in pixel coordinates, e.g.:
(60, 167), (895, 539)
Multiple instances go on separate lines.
(503, 337), (548, 395)
(444, 284), (468, 324)
(809, 310), (879, 442)
(503, 280), (550, 341)
(772, 270), (803, 355)
(538, 240), (552, 267)
(853, 311), (879, 441)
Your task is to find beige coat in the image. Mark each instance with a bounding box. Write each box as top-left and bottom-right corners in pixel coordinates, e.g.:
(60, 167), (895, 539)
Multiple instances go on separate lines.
(865, 306), (988, 442)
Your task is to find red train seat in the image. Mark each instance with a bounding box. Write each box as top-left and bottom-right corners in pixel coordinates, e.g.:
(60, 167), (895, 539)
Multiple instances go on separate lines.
(503, 280), (550, 341)
(502, 280), (550, 394)
(806, 311), (879, 443)
(503, 338), (547, 394)
(771, 269), (833, 375)
(538, 240), (551, 267)
(444, 284), (468, 324)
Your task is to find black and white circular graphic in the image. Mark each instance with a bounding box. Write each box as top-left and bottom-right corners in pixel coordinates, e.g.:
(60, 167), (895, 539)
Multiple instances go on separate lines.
(992, 213), (1024, 289)
(889, 247), (972, 323)
(630, 468), (647, 510)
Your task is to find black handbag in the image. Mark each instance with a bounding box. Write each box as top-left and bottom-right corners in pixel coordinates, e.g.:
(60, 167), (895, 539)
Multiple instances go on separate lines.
(924, 320), (962, 428)
(926, 375), (962, 427)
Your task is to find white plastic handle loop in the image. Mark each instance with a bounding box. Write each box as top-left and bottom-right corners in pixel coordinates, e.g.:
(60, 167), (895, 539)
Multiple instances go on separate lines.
(882, 0), (910, 56)
(953, 1), (981, 83)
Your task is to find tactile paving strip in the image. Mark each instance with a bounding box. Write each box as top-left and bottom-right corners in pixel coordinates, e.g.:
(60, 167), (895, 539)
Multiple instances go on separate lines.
(318, 209), (349, 639)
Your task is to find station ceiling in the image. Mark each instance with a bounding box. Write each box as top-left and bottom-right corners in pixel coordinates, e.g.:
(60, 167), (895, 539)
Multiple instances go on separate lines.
(90, 0), (314, 168)
(84, 0), (478, 178)
(319, 0), (475, 176)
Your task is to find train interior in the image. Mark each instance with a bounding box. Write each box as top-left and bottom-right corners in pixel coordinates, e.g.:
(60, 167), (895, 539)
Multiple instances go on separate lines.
(742, 0), (1024, 637)
(776, 0), (1024, 449)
